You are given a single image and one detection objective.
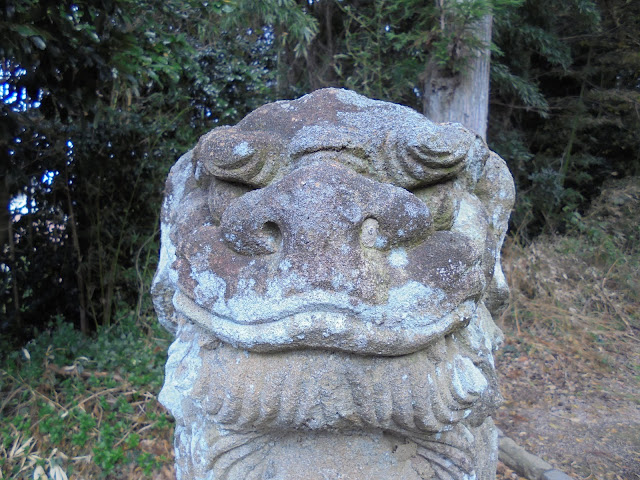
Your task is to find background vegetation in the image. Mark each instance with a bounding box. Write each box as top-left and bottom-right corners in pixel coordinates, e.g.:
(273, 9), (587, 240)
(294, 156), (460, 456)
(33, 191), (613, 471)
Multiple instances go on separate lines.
(1, 0), (639, 477)
(2, 0), (639, 340)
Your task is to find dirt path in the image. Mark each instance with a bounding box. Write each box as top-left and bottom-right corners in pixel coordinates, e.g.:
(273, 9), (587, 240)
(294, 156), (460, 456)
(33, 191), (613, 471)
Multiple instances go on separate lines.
(494, 326), (640, 480)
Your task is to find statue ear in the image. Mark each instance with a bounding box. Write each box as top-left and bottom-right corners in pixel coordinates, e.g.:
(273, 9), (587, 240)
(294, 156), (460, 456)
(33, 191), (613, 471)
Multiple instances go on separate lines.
(474, 152), (516, 317)
(151, 266), (179, 335)
(474, 152), (516, 236)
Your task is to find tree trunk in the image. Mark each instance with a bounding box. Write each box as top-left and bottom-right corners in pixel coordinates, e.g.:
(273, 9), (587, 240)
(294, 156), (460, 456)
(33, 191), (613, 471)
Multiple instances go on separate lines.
(0, 175), (10, 249)
(1, 175), (21, 326)
(422, 10), (492, 140)
(64, 165), (89, 334)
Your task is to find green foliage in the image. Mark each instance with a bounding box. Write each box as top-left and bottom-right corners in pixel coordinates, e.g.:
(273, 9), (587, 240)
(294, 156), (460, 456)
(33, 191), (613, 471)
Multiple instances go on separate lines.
(489, 0), (640, 237)
(334, 0), (432, 106)
(0, 314), (173, 478)
(1, 0), (275, 340)
(3, 0), (640, 346)
(225, 0), (319, 59)
(333, 0), (517, 108)
(222, 0), (515, 109)
(219, 0), (318, 97)
(565, 182), (640, 273)
(490, 63), (549, 116)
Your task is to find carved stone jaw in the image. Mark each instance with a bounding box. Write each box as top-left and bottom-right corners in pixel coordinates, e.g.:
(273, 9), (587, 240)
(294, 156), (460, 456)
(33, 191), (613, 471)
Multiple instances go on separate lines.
(159, 305), (503, 480)
(161, 306), (503, 433)
(171, 290), (478, 355)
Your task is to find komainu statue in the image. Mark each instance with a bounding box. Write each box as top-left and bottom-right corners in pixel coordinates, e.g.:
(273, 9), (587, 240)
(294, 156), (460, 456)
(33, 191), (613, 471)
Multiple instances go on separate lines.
(152, 88), (515, 480)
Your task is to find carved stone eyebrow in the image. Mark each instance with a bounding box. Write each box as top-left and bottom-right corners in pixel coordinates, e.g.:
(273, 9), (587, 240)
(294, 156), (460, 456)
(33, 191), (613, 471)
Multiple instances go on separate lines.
(194, 127), (289, 188)
(193, 88), (488, 189)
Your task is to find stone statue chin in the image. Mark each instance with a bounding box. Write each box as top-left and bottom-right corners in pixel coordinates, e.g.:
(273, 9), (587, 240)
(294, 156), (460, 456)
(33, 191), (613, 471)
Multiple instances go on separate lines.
(152, 88), (515, 480)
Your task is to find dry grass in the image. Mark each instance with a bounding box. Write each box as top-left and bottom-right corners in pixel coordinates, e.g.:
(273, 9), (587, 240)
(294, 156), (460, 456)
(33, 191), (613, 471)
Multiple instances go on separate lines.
(495, 177), (640, 479)
(499, 177), (640, 370)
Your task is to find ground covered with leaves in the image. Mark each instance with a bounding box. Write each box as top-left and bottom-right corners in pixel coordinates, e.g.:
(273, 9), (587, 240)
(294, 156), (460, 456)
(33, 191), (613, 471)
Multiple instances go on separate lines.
(496, 177), (640, 479)
(1, 178), (638, 479)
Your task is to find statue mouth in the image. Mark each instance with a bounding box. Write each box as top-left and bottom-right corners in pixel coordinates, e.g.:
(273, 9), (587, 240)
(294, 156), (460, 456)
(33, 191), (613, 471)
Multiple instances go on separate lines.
(172, 288), (478, 355)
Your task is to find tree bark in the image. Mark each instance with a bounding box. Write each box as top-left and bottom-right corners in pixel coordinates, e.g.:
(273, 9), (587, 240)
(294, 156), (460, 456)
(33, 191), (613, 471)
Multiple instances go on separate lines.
(1, 174), (21, 326)
(0, 174), (11, 249)
(64, 165), (89, 334)
(422, 10), (492, 140)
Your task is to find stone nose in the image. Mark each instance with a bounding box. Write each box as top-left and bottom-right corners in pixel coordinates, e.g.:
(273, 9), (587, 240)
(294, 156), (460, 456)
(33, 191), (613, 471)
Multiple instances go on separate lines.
(220, 161), (433, 257)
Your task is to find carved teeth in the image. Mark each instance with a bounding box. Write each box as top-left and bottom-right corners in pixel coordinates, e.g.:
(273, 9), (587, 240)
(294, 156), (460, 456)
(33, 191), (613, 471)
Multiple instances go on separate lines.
(449, 355), (488, 404)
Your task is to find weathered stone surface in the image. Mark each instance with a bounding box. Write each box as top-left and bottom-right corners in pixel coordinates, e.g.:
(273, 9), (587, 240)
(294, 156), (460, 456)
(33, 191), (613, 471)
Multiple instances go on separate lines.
(152, 88), (515, 479)
(541, 470), (575, 480)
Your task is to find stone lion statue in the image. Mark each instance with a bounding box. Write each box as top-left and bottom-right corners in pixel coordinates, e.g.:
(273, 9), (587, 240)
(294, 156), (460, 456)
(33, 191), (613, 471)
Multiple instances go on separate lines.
(152, 88), (515, 480)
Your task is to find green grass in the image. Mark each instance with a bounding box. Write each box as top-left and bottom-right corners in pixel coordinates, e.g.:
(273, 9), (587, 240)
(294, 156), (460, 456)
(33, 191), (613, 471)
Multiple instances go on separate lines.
(0, 315), (174, 479)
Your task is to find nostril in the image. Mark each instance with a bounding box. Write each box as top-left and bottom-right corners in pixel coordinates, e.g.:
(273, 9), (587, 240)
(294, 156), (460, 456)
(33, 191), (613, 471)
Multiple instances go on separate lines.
(259, 221), (282, 253)
(360, 197), (433, 250)
(222, 217), (282, 256)
(360, 217), (380, 248)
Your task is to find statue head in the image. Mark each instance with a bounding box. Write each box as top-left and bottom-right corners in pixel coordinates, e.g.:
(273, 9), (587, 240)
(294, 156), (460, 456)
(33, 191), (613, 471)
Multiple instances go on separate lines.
(153, 89), (514, 479)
